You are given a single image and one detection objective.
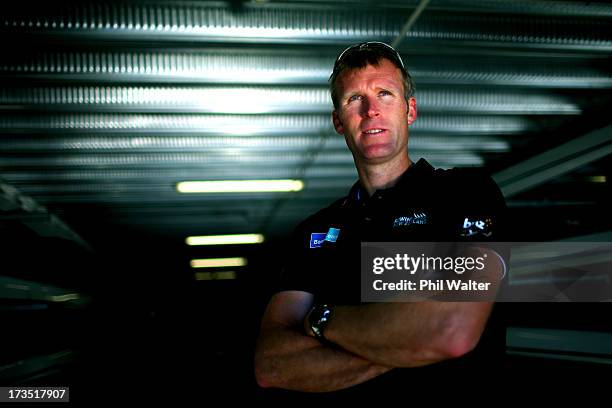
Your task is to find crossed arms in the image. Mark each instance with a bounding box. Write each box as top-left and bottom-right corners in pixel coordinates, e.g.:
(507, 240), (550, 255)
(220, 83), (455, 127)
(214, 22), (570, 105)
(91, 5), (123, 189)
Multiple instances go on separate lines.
(254, 284), (496, 392)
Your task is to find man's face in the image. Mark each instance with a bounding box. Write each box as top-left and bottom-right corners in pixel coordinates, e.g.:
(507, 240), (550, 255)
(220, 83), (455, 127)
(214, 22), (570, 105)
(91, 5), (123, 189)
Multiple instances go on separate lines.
(332, 59), (416, 167)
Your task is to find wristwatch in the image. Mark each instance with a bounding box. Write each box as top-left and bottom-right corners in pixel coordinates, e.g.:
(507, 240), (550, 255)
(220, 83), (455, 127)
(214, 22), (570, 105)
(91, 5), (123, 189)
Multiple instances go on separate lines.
(308, 304), (333, 341)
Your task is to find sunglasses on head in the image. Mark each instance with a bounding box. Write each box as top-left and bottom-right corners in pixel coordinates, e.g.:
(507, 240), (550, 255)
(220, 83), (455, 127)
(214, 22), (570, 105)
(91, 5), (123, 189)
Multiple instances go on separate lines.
(334, 41), (406, 71)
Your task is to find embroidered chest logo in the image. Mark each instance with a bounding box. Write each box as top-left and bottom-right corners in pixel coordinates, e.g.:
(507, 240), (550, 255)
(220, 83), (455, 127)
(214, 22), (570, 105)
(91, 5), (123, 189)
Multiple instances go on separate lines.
(309, 227), (341, 248)
(392, 212), (428, 228)
(460, 216), (494, 237)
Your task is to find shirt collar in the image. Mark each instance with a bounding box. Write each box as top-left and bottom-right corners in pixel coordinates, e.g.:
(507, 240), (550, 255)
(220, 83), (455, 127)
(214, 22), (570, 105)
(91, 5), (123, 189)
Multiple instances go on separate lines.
(345, 158), (434, 207)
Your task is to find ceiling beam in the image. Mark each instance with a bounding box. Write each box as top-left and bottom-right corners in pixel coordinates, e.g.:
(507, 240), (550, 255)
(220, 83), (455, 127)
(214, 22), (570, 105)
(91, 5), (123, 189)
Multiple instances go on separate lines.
(392, 0), (431, 48)
(494, 123), (612, 197)
(0, 180), (92, 251)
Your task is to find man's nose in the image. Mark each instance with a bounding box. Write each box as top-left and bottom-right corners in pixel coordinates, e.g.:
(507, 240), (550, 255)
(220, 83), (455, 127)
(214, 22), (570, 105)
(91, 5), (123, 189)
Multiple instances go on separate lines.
(362, 96), (380, 118)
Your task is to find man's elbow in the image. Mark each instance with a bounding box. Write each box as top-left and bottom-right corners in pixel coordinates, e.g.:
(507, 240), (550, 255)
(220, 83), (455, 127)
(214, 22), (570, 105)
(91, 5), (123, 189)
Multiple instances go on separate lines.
(443, 331), (480, 359)
(408, 319), (483, 365)
(255, 370), (272, 389)
(436, 303), (492, 360)
(254, 357), (274, 389)
(440, 319), (484, 359)
(396, 336), (476, 367)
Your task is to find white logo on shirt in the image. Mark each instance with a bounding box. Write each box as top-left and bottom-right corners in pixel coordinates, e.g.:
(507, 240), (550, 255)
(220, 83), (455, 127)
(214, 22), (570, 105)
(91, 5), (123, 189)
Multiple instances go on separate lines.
(393, 213), (428, 228)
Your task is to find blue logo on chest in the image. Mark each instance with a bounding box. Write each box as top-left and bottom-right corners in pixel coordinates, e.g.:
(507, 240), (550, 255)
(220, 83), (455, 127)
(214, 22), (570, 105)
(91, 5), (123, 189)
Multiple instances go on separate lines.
(325, 227), (340, 243)
(309, 233), (327, 248)
(309, 227), (341, 248)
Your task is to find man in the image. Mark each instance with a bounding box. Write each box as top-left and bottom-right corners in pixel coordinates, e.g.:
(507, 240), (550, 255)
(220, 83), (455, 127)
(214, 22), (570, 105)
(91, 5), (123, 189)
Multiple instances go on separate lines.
(255, 42), (507, 395)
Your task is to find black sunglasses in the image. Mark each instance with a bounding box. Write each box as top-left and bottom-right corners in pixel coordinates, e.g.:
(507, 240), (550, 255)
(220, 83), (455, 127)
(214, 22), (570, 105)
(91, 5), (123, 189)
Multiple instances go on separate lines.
(334, 41), (406, 71)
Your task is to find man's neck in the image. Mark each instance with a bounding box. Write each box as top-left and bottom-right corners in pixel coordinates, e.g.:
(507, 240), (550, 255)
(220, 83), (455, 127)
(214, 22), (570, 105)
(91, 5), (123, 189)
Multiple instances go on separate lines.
(356, 154), (412, 197)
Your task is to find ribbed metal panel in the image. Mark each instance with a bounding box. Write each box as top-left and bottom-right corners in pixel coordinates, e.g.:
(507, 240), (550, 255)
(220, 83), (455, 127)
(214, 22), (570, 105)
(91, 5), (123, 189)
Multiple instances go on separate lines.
(447, 0), (612, 17)
(0, 85), (582, 114)
(0, 166), (360, 183)
(2, 2), (611, 51)
(0, 151), (353, 168)
(0, 113), (334, 134)
(2, 49), (610, 88)
(0, 134), (509, 153)
(0, 49), (333, 84)
(0, 150), (484, 178)
(0, 85), (332, 114)
(0, 113), (542, 134)
(0, 135), (332, 151)
(301, 1), (612, 18)
(0, 150), (483, 169)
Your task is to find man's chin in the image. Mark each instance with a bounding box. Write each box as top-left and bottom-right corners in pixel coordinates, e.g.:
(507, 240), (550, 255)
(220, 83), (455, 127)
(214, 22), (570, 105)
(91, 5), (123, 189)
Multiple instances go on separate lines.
(352, 146), (409, 167)
(360, 147), (395, 163)
(358, 154), (396, 166)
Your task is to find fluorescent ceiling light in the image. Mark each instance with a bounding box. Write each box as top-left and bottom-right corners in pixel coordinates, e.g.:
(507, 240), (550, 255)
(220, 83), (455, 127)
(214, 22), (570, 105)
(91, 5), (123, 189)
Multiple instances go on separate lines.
(190, 257), (247, 268)
(186, 234), (264, 246)
(177, 179), (304, 193)
(588, 175), (606, 183)
(50, 293), (80, 302)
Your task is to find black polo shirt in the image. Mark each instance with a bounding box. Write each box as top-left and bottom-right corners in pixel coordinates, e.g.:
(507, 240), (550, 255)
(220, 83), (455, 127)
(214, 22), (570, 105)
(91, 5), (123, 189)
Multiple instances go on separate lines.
(276, 158), (508, 395)
(281, 158), (507, 303)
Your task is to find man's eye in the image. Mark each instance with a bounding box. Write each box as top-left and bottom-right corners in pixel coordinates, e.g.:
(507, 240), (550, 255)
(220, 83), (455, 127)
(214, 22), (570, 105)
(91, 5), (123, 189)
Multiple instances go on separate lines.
(379, 90), (392, 96)
(348, 95), (362, 103)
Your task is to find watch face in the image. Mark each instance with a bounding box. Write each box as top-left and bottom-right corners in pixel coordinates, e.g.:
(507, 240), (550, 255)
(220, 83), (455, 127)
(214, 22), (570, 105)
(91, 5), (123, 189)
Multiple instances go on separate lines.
(310, 304), (332, 339)
(319, 307), (332, 323)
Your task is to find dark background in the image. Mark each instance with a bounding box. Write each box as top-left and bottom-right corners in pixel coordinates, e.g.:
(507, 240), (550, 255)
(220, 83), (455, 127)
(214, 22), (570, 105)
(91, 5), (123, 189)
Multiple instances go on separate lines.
(1, 0), (612, 403)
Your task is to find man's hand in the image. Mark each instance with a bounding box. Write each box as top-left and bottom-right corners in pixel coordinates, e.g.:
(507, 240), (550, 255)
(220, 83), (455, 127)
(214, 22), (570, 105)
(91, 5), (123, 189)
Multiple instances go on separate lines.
(255, 291), (392, 392)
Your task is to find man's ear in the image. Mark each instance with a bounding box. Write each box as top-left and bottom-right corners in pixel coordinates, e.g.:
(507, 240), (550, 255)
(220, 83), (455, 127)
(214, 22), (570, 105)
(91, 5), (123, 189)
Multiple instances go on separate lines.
(332, 110), (344, 134)
(407, 97), (417, 125)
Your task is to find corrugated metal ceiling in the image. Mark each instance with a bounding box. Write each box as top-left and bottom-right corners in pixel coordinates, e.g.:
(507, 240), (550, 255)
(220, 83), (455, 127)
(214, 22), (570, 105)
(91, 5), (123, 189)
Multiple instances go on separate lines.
(1, 0), (610, 254)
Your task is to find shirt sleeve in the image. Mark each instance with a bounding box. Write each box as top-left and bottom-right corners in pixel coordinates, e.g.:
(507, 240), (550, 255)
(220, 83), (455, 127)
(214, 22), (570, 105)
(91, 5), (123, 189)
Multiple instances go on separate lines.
(448, 168), (510, 277)
(450, 168), (507, 240)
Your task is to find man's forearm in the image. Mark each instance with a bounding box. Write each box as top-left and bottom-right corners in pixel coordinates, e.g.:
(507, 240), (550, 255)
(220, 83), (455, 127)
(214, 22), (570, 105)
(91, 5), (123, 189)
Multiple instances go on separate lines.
(319, 249), (502, 367)
(323, 301), (492, 367)
(255, 324), (392, 392)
